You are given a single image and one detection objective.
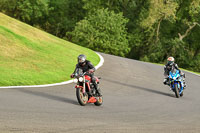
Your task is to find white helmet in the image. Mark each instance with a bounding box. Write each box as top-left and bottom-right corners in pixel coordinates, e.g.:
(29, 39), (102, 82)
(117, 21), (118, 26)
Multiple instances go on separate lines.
(167, 56), (174, 65)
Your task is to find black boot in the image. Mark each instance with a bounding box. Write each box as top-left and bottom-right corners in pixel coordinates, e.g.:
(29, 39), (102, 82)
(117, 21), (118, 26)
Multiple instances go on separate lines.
(163, 78), (169, 85)
(96, 88), (102, 96)
(183, 82), (187, 89)
(93, 83), (102, 96)
(182, 77), (186, 89)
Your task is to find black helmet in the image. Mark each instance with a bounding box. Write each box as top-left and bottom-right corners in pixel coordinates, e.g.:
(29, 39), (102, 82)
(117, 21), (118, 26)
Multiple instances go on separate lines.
(78, 54), (86, 65)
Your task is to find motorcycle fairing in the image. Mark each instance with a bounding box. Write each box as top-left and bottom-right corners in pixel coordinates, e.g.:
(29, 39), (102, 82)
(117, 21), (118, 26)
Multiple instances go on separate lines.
(87, 97), (97, 103)
(169, 70), (184, 95)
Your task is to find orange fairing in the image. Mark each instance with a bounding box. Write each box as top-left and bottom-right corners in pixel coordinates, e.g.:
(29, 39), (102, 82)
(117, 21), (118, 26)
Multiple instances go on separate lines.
(85, 75), (91, 81)
(87, 97), (97, 103)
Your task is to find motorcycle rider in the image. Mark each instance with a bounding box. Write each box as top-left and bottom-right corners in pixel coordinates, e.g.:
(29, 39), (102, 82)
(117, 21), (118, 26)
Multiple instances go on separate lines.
(163, 57), (186, 88)
(70, 54), (101, 96)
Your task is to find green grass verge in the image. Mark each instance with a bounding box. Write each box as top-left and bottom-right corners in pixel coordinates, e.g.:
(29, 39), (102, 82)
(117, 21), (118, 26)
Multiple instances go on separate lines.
(0, 13), (100, 86)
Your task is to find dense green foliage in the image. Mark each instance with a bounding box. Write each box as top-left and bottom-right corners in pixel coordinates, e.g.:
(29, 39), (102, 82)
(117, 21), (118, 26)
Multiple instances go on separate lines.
(0, 0), (48, 26)
(69, 8), (129, 57)
(46, 0), (85, 37)
(0, 0), (200, 72)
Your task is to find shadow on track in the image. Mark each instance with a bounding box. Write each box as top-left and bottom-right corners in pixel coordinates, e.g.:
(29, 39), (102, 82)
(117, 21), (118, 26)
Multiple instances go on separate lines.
(103, 78), (174, 98)
(12, 88), (78, 105)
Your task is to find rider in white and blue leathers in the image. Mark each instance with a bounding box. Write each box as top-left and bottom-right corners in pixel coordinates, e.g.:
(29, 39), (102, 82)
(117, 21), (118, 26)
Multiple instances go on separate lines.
(163, 57), (186, 88)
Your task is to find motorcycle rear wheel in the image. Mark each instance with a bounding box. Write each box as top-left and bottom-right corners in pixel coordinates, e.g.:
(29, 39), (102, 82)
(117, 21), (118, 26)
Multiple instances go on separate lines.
(94, 96), (103, 106)
(76, 88), (88, 106)
(179, 82), (183, 97)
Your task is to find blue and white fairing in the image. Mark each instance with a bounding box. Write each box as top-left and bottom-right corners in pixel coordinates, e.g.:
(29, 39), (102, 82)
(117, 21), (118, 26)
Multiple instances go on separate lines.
(169, 69), (184, 95)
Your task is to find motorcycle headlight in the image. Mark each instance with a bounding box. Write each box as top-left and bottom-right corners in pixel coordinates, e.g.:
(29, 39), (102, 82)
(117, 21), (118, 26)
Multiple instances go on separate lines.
(79, 77), (84, 82)
(173, 77), (176, 80)
(73, 78), (78, 83)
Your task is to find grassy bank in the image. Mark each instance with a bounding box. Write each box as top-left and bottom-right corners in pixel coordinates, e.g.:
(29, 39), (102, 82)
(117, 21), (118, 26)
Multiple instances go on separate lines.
(0, 13), (100, 86)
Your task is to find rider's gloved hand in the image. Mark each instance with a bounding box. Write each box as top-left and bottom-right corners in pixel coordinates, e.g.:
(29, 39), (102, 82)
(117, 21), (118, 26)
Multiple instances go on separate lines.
(70, 74), (74, 78)
(180, 72), (186, 78)
(180, 72), (184, 76)
(88, 69), (94, 74)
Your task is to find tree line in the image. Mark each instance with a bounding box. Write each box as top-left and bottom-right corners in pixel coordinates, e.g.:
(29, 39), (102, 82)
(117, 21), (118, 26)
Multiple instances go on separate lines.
(0, 0), (200, 72)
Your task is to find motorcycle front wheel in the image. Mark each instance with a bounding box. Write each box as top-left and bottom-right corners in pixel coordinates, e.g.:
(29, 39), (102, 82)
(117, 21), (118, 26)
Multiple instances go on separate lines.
(174, 83), (180, 98)
(76, 88), (88, 106)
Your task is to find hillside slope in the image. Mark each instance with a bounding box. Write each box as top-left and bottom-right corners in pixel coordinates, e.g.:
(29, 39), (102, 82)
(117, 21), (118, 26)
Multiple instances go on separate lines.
(0, 13), (99, 86)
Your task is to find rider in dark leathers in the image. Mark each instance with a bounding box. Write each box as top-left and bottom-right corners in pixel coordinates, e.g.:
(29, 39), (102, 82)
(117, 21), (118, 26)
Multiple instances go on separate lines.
(70, 54), (101, 96)
(163, 57), (186, 88)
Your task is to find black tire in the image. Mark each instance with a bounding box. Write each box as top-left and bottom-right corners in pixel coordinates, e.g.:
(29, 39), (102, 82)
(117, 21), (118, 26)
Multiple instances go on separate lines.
(180, 91), (183, 97)
(76, 88), (88, 106)
(174, 83), (180, 98)
(94, 96), (103, 106)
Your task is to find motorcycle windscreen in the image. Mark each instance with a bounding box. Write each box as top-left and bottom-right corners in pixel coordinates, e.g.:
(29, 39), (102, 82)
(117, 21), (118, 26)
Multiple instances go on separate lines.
(75, 68), (83, 77)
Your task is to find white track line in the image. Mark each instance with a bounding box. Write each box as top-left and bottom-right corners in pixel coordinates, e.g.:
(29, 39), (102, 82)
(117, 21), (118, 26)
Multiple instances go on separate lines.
(0, 52), (104, 88)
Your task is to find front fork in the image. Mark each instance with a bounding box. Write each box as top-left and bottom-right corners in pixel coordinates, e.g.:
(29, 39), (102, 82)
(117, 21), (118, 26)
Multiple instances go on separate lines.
(75, 77), (86, 94)
(170, 81), (177, 91)
(83, 77), (85, 94)
(75, 77), (91, 95)
(170, 81), (183, 94)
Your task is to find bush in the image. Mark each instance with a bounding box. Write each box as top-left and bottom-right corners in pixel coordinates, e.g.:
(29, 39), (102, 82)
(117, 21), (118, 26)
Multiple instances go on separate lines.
(69, 8), (130, 57)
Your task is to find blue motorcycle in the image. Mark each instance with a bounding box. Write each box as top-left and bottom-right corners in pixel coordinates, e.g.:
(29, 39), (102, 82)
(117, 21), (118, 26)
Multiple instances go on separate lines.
(168, 69), (184, 98)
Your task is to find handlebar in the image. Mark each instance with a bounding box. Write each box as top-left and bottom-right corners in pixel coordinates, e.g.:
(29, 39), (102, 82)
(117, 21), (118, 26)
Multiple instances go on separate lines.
(74, 71), (87, 78)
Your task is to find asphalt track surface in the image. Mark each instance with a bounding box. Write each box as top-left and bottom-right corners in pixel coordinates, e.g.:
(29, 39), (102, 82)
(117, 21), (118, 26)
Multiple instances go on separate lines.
(0, 53), (200, 133)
